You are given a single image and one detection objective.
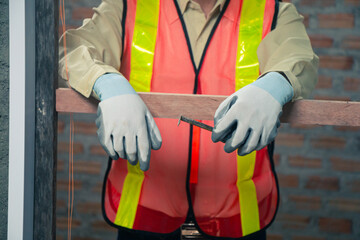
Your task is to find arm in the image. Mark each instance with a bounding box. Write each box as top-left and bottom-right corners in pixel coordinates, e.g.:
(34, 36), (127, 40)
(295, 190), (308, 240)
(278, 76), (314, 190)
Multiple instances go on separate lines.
(59, 1), (162, 170)
(58, 0), (124, 98)
(257, 2), (319, 100)
(212, 3), (318, 155)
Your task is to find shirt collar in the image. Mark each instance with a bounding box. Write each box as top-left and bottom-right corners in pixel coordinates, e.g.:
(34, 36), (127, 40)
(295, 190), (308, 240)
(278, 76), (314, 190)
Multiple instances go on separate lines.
(177, 0), (226, 15)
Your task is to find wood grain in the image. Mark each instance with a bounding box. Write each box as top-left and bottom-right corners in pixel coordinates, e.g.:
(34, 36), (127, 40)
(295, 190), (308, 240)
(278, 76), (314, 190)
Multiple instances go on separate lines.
(56, 88), (360, 127)
(34, 0), (58, 239)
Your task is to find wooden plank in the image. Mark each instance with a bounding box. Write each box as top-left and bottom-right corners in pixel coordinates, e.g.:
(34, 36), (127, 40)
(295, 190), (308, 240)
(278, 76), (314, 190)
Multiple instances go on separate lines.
(33, 0), (58, 239)
(56, 88), (360, 127)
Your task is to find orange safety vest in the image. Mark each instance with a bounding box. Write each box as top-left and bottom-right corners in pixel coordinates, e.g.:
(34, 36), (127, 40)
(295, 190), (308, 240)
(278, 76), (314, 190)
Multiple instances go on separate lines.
(102, 0), (279, 238)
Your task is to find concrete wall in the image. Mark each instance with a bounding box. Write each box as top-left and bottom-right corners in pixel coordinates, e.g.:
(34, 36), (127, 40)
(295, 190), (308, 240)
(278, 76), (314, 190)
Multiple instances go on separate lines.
(0, 0), (9, 239)
(56, 0), (360, 240)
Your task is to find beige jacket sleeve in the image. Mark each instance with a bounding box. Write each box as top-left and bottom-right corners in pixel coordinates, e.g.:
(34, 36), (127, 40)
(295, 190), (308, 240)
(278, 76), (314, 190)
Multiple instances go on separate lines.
(59, 1), (318, 100)
(258, 2), (319, 100)
(58, 0), (124, 98)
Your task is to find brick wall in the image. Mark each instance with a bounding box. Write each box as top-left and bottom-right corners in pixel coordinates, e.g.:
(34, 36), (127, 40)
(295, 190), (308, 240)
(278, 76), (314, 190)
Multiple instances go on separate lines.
(57, 0), (360, 239)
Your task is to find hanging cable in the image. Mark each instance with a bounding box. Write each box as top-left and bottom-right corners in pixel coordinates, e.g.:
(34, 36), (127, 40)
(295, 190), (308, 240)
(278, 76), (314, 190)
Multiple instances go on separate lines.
(59, 1), (74, 239)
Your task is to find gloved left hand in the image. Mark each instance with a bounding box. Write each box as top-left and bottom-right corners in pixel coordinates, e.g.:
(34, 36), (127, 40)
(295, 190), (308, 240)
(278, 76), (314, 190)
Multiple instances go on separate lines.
(211, 72), (294, 156)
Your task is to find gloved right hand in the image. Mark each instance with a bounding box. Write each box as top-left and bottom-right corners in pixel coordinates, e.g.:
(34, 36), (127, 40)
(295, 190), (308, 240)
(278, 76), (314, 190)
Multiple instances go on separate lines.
(94, 73), (162, 171)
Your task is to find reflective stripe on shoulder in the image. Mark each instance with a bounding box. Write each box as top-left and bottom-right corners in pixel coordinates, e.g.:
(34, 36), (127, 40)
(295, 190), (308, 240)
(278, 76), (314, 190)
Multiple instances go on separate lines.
(235, 0), (266, 90)
(114, 0), (160, 228)
(235, 0), (267, 235)
(129, 0), (160, 92)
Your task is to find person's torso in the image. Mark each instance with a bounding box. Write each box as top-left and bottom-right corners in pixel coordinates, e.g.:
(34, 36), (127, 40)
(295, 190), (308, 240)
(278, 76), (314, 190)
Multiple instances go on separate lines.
(103, 0), (279, 239)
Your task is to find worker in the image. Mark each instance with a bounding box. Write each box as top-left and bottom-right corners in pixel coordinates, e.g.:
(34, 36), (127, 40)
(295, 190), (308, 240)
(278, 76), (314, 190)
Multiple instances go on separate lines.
(59, 0), (318, 239)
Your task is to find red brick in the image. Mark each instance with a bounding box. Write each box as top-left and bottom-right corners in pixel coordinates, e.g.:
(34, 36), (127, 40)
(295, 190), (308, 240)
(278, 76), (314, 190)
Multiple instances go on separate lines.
(292, 236), (326, 240)
(74, 160), (102, 175)
(318, 14), (354, 29)
(73, 237), (101, 240)
(334, 126), (360, 131)
(319, 217), (352, 233)
(344, 77), (360, 92)
(305, 176), (339, 191)
(277, 214), (310, 229)
(289, 195), (321, 210)
(276, 133), (304, 147)
(72, 7), (94, 20)
(290, 123), (318, 129)
(329, 198), (360, 212)
(300, 0), (335, 7)
(59, 25), (78, 36)
(345, 0), (360, 6)
(288, 156), (322, 168)
(91, 220), (117, 232)
(76, 201), (101, 214)
(342, 36), (360, 49)
(319, 55), (353, 70)
(56, 199), (66, 210)
(311, 136), (346, 149)
(315, 75), (332, 89)
(58, 120), (65, 134)
(56, 217), (81, 229)
(349, 180), (360, 192)
(309, 35), (334, 48)
(74, 121), (97, 135)
(330, 157), (360, 172)
(268, 234), (283, 240)
(277, 174), (299, 188)
(57, 179), (82, 191)
(57, 159), (65, 172)
(58, 142), (84, 154)
(313, 95), (351, 101)
(303, 14), (310, 28)
(92, 181), (103, 193)
(90, 145), (107, 156)
(273, 153), (280, 166)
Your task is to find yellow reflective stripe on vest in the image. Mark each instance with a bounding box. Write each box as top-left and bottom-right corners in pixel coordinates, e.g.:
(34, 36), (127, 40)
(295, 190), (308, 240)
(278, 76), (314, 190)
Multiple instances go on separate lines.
(129, 0), (160, 92)
(114, 162), (145, 228)
(235, 0), (267, 235)
(235, 0), (266, 90)
(114, 0), (160, 228)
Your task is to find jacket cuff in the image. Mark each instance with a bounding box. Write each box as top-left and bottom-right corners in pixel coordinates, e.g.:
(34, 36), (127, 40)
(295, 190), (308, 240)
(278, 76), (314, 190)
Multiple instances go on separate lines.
(69, 63), (121, 98)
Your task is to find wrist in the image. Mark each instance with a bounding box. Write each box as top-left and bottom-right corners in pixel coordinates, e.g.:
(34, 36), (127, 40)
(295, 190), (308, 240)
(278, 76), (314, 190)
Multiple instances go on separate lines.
(252, 72), (294, 106)
(93, 73), (136, 101)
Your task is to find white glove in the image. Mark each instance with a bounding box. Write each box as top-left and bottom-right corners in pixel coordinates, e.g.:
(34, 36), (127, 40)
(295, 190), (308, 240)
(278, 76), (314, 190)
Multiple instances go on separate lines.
(211, 72), (293, 156)
(94, 74), (162, 171)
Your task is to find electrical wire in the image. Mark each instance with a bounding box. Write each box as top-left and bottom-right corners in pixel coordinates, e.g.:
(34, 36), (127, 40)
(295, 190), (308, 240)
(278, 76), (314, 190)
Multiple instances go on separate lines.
(59, 1), (74, 239)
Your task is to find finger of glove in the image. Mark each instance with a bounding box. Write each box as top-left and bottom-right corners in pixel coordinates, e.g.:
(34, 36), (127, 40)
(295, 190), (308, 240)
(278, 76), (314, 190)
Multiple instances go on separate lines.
(95, 116), (101, 129)
(137, 127), (151, 171)
(97, 128), (118, 159)
(95, 111), (118, 159)
(124, 135), (138, 165)
(146, 111), (162, 150)
(113, 134), (126, 159)
(238, 129), (261, 156)
(224, 124), (250, 153)
(214, 96), (237, 125)
(212, 107), (237, 143)
(259, 122), (278, 149)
